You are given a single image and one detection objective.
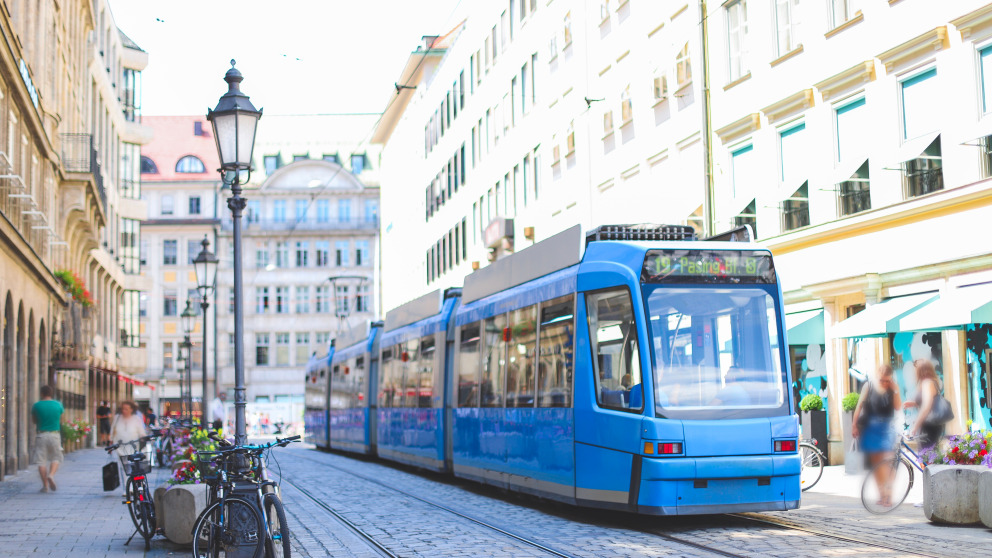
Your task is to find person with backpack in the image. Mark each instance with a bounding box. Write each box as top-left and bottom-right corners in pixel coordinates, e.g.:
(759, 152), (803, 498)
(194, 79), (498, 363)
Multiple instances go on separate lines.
(852, 364), (901, 506)
(903, 359), (950, 450)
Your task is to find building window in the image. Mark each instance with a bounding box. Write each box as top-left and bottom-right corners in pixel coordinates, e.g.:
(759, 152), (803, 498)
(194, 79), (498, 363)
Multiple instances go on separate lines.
(563, 12), (572, 46)
(323, 153), (339, 164)
(295, 333), (310, 365)
(364, 200), (378, 223)
(273, 200), (286, 223)
(295, 286), (310, 313)
(295, 199), (308, 222)
(316, 199), (330, 223)
(356, 284), (371, 313)
(903, 136), (943, 198)
(315, 240), (330, 267)
(315, 331), (331, 350)
(653, 75), (668, 101)
(726, 1), (748, 82)
(335, 285), (350, 315)
(336, 241), (350, 266)
(620, 85), (632, 125)
(163, 239), (177, 265)
(163, 342), (173, 370)
(187, 239), (200, 264)
(828, 0), (858, 29)
(275, 287), (289, 314)
(355, 240), (369, 266)
(163, 289), (177, 316)
(315, 286), (330, 313)
(774, 0), (800, 56)
(676, 43), (692, 89)
(838, 162), (871, 216)
(779, 121), (806, 183)
(293, 154), (308, 162)
(276, 333), (290, 365)
(264, 155), (279, 175)
(247, 200), (261, 223)
(276, 242), (290, 268)
(295, 241), (309, 267)
(188, 196), (201, 215)
(901, 68), (938, 140)
(256, 333), (270, 366)
(256, 286), (270, 314)
(161, 195), (174, 215)
(781, 182), (810, 231)
(735, 199), (758, 238)
(566, 123), (575, 156)
(338, 199), (352, 222)
(730, 144), (755, 198)
(351, 154), (366, 174)
(176, 155), (206, 173)
(835, 97), (867, 165)
(120, 219), (141, 274)
(256, 242), (270, 269)
(140, 156), (158, 174)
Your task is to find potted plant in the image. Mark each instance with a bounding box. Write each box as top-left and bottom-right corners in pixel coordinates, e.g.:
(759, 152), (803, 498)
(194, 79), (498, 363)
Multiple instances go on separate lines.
(841, 392), (862, 474)
(919, 430), (992, 525)
(799, 394), (828, 462)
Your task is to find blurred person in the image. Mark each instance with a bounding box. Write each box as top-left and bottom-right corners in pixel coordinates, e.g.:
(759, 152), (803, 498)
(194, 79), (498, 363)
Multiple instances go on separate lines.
(903, 360), (944, 450)
(96, 400), (112, 446)
(852, 364), (902, 507)
(209, 392), (228, 431)
(110, 401), (147, 456)
(32, 385), (64, 492)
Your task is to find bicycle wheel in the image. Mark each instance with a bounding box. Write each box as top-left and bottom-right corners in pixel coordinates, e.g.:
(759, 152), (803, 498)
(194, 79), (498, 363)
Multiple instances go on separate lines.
(192, 497), (265, 558)
(124, 478), (144, 533)
(799, 443), (824, 492)
(264, 493), (291, 558)
(861, 456), (914, 514)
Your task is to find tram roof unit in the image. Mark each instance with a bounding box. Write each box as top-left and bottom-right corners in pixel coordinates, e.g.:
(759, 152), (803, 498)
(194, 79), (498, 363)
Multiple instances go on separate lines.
(331, 320), (383, 364)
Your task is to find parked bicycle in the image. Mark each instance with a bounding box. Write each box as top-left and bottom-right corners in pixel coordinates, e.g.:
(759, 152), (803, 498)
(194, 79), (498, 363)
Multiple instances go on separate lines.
(106, 434), (160, 550)
(861, 433), (926, 514)
(799, 438), (825, 492)
(191, 434), (301, 558)
(151, 417), (195, 469)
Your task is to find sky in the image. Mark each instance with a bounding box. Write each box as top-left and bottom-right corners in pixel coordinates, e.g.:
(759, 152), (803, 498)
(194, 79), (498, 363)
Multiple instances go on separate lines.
(110, 0), (466, 116)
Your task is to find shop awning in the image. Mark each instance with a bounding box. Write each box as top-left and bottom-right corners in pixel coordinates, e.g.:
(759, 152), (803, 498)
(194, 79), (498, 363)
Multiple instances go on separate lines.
(832, 293), (938, 338)
(786, 309), (824, 346)
(899, 284), (992, 331)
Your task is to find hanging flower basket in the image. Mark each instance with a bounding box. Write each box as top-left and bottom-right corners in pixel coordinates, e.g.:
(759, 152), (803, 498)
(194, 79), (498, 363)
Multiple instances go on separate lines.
(54, 270), (96, 307)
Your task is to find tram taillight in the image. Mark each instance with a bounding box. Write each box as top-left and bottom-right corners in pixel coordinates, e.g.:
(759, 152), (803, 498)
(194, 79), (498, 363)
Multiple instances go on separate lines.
(774, 439), (797, 452)
(658, 442), (682, 455)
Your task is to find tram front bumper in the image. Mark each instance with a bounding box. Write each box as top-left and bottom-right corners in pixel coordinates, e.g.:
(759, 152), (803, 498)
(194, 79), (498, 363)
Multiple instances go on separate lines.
(636, 454), (801, 515)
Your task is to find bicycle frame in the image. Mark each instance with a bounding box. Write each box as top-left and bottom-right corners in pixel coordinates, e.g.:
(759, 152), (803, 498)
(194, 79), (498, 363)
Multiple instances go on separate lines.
(897, 436), (927, 473)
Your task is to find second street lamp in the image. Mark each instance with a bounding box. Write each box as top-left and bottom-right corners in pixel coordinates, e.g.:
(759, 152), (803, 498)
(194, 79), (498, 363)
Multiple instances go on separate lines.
(193, 236), (219, 427)
(207, 59), (262, 445)
(181, 300), (197, 422)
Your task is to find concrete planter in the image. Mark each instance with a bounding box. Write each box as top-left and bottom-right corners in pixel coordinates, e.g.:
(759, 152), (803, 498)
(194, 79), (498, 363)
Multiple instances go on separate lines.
(801, 410), (828, 462)
(923, 465), (987, 525)
(156, 483), (209, 545)
(979, 470), (992, 528)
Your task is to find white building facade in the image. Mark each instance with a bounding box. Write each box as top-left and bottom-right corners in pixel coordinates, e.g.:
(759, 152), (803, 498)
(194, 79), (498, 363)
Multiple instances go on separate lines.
(376, 0), (992, 462)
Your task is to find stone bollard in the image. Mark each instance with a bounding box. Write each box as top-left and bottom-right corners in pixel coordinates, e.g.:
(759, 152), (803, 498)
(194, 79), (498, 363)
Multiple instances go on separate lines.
(923, 465), (986, 525)
(153, 485), (169, 535)
(159, 483), (209, 545)
(980, 469), (992, 529)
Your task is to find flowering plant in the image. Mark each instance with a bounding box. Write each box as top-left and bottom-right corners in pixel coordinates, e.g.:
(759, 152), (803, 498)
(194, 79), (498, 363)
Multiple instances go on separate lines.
(169, 460), (200, 485)
(54, 270), (95, 307)
(168, 428), (219, 485)
(920, 430), (992, 467)
(60, 419), (91, 443)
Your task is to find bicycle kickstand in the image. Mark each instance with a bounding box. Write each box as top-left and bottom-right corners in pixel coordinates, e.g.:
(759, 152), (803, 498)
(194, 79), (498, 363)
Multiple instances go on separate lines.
(125, 527), (139, 546)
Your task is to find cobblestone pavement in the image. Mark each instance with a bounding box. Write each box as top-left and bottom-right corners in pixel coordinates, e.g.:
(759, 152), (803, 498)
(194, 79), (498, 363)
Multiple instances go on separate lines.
(272, 445), (991, 558)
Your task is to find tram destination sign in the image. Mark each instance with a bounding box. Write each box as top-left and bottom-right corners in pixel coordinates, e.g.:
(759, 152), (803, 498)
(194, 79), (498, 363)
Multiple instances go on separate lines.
(641, 250), (776, 284)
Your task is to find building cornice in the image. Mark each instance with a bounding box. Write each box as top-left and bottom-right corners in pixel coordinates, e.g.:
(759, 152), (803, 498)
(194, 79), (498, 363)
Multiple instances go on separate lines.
(142, 218), (221, 227)
(714, 113), (760, 144)
(815, 61), (875, 101)
(951, 4), (992, 43)
(761, 89), (815, 124)
(877, 27), (948, 73)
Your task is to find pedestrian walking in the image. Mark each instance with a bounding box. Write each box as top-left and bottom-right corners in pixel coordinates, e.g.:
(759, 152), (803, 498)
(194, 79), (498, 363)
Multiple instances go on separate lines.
(96, 400), (112, 447)
(209, 392), (227, 431)
(110, 401), (147, 455)
(903, 359), (947, 450)
(852, 364), (901, 506)
(31, 385), (64, 493)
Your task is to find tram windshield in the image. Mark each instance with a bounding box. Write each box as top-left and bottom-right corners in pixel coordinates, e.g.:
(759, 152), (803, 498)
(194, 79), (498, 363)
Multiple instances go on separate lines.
(644, 287), (788, 419)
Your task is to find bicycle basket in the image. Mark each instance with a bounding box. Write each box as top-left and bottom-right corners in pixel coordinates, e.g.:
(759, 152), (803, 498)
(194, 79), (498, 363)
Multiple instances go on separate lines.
(195, 452), (222, 482)
(130, 459), (151, 476)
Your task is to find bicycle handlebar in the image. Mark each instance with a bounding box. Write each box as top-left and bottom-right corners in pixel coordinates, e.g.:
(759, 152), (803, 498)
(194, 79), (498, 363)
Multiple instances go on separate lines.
(105, 433), (160, 453)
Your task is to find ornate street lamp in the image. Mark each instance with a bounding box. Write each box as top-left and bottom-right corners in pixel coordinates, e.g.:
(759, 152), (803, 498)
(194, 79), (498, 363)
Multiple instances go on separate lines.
(207, 60), (262, 444)
(175, 346), (187, 420)
(193, 236), (219, 426)
(181, 300), (197, 422)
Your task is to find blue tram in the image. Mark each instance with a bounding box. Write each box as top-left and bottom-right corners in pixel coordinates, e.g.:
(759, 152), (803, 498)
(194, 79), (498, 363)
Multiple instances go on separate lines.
(328, 322), (382, 454)
(304, 224), (800, 515)
(303, 342), (333, 448)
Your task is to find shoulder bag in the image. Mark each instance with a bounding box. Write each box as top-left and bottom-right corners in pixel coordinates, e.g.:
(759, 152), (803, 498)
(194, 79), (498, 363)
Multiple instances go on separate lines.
(925, 392), (954, 425)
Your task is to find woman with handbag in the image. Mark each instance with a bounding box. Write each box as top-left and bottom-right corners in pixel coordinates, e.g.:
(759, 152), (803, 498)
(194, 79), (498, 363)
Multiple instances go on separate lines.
(903, 359), (950, 450)
(852, 364), (901, 506)
(110, 401), (147, 456)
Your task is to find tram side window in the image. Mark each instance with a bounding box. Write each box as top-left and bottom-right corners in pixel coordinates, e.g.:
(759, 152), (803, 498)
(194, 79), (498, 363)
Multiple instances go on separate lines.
(538, 295), (574, 408)
(354, 356), (366, 408)
(419, 335), (436, 407)
(401, 339), (420, 407)
(457, 322), (481, 407)
(330, 364), (345, 410)
(481, 314), (507, 407)
(587, 289), (643, 412)
(506, 305), (538, 407)
(380, 347), (396, 408)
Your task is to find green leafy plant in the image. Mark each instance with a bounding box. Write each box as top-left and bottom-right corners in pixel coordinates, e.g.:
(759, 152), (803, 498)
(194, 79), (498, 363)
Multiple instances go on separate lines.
(841, 392), (860, 412)
(60, 419), (91, 443)
(799, 394), (823, 412)
(54, 269), (95, 307)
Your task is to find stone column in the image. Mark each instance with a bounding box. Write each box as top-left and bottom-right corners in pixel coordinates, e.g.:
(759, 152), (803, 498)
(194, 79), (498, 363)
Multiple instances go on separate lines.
(942, 329), (968, 435)
(821, 297), (847, 465)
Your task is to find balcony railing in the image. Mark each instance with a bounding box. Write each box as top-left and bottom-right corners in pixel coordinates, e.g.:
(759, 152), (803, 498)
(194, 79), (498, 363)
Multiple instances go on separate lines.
(61, 134), (107, 210)
(904, 166), (943, 199)
(838, 183), (871, 216)
(222, 216), (380, 232)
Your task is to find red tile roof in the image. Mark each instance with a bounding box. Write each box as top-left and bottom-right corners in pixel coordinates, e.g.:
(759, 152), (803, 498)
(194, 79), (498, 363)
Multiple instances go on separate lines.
(141, 116), (221, 182)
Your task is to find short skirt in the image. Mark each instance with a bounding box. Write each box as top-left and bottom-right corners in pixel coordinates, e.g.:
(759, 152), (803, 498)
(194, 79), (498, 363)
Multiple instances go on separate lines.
(860, 417), (895, 453)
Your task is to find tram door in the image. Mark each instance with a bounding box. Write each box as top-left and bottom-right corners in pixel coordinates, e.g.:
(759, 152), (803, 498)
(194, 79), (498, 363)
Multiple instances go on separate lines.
(575, 288), (646, 509)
